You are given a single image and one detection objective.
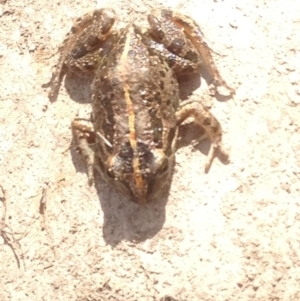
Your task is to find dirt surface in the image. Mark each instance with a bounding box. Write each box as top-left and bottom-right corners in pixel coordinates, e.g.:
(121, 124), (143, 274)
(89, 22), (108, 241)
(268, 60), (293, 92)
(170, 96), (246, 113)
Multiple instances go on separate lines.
(1, 0), (300, 300)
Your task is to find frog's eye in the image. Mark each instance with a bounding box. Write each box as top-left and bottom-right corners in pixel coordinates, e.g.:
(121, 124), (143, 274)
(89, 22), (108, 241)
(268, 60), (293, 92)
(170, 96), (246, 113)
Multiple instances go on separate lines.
(106, 154), (121, 179)
(149, 149), (169, 175)
(106, 168), (115, 179)
(158, 158), (169, 174)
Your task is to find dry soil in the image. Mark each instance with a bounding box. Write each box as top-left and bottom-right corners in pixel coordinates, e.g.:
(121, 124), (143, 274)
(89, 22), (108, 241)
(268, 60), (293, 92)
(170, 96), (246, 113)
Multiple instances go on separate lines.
(1, 0), (300, 300)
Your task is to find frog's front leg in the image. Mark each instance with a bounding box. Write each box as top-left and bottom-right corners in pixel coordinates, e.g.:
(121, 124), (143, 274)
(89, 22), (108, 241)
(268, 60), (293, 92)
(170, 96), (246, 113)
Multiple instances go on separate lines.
(71, 118), (98, 185)
(176, 101), (229, 172)
(148, 9), (235, 97)
(48, 8), (116, 100)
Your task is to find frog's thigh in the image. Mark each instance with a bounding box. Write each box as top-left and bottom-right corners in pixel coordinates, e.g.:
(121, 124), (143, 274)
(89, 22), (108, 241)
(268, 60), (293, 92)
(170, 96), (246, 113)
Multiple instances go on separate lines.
(71, 118), (96, 185)
(171, 11), (235, 97)
(48, 12), (97, 100)
(176, 101), (229, 172)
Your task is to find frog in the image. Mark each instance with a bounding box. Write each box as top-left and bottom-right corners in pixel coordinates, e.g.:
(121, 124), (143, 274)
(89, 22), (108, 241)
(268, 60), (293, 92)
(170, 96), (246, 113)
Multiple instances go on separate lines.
(48, 8), (233, 204)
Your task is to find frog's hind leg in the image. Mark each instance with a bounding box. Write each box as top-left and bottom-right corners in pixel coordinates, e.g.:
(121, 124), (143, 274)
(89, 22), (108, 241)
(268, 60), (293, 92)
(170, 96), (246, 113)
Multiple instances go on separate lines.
(171, 10), (235, 97)
(48, 9), (116, 101)
(146, 10), (202, 74)
(148, 9), (235, 97)
(176, 101), (229, 172)
(48, 12), (97, 100)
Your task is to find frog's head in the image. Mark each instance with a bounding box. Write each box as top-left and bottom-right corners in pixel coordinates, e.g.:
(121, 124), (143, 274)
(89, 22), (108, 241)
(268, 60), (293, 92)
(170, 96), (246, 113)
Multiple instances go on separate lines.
(106, 145), (172, 204)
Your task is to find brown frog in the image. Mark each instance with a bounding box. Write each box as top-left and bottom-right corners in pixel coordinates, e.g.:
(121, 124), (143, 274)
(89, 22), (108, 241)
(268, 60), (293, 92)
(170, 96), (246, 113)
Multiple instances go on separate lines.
(49, 8), (233, 204)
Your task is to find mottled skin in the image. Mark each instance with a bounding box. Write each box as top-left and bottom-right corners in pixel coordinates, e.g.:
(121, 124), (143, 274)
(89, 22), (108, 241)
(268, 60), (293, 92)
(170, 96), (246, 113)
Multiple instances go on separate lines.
(49, 8), (233, 204)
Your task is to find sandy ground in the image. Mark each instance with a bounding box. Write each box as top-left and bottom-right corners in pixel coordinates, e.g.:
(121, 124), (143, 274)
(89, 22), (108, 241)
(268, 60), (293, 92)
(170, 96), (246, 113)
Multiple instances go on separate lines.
(1, 0), (300, 300)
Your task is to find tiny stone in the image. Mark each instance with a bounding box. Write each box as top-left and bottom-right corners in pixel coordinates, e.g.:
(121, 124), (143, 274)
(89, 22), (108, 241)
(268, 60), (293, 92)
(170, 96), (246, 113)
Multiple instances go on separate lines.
(229, 19), (238, 29)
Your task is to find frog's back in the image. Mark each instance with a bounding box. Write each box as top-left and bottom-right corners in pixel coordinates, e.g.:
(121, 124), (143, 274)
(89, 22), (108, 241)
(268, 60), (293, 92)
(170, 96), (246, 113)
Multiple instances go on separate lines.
(91, 25), (179, 160)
